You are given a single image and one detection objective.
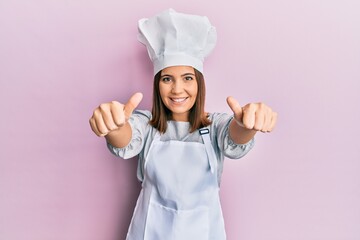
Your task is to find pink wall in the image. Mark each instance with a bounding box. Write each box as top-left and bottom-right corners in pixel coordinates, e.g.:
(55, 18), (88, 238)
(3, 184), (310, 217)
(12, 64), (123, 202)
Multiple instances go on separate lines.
(1, 0), (359, 239)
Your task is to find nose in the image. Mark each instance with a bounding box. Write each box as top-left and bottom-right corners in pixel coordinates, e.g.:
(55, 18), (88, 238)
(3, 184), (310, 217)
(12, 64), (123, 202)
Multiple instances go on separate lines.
(171, 79), (184, 94)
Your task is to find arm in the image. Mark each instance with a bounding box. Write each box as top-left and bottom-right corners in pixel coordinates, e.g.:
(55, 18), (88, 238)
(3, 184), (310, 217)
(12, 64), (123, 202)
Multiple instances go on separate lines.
(227, 97), (278, 144)
(89, 92), (143, 148)
(105, 122), (132, 148)
(229, 120), (257, 144)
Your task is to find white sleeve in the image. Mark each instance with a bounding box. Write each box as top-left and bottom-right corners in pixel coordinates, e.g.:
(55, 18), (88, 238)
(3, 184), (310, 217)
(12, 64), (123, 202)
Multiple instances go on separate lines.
(106, 110), (151, 159)
(211, 113), (255, 159)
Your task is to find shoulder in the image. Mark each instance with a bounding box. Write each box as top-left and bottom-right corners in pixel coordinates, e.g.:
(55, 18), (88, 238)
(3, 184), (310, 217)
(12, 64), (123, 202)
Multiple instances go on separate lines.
(208, 112), (232, 124)
(207, 112), (233, 139)
(132, 109), (152, 120)
(128, 109), (152, 131)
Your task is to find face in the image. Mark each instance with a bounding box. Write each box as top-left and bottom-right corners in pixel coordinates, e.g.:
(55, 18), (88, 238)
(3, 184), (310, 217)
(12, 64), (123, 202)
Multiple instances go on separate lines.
(159, 65), (198, 121)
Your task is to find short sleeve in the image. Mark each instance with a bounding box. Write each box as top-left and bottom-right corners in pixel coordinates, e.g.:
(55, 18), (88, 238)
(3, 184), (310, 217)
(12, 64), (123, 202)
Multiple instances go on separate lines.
(211, 113), (255, 159)
(107, 110), (151, 159)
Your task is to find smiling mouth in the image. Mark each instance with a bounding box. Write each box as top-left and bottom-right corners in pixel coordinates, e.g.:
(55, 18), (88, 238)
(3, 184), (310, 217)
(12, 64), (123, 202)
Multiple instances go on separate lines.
(170, 97), (188, 103)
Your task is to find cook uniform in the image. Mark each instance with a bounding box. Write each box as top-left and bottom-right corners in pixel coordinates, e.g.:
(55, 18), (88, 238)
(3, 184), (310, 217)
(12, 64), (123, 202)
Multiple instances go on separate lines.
(108, 111), (255, 239)
(107, 8), (255, 239)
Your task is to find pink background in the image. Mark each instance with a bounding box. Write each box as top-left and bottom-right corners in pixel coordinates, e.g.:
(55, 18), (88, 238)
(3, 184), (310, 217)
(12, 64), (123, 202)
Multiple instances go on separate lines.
(1, 0), (359, 239)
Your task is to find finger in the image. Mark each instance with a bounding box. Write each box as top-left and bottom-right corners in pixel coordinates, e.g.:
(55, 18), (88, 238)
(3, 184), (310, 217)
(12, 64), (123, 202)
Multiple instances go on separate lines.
(262, 113), (272, 132)
(124, 92), (143, 119)
(99, 103), (118, 131)
(93, 111), (110, 136)
(269, 112), (278, 131)
(242, 104), (256, 129)
(257, 107), (273, 132)
(110, 101), (126, 127)
(253, 111), (265, 131)
(89, 117), (106, 137)
(226, 96), (243, 124)
(262, 109), (274, 132)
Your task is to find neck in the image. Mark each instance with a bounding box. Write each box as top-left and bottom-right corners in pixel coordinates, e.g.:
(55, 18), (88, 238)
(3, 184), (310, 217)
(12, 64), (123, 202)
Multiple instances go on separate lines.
(171, 112), (189, 122)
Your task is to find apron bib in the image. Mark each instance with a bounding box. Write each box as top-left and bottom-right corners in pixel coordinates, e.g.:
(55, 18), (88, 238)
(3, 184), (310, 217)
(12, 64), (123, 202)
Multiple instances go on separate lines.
(126, 128), (226, 240)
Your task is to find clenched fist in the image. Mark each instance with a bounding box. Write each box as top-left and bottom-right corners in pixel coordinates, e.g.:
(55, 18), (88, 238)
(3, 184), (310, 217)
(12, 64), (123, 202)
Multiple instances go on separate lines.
(89, 92), (143, 137)
(227, 96), (277, 133)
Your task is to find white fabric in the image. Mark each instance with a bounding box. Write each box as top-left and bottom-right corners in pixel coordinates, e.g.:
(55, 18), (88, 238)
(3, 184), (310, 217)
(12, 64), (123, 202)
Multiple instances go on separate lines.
(137, 8), (217, 74)
(107, 110), (255, 185)
(126, 129), (226, 240)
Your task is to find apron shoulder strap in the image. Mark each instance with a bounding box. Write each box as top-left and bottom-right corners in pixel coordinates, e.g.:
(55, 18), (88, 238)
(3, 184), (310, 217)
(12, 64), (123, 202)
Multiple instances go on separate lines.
(199, 128), (217, 174)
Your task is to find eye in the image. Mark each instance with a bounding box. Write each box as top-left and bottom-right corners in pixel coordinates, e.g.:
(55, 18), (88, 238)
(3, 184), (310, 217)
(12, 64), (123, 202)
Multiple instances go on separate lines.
(184, 76), (194, 81)
(161, 77), (171, 82)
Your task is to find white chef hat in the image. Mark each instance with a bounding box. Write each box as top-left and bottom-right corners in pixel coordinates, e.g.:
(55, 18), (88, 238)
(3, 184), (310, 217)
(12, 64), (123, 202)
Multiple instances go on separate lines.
(137, 8), (217, 75)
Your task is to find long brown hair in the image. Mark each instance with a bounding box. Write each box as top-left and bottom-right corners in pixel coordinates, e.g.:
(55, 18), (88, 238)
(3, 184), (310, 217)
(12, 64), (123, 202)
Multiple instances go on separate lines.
(149, 67), (211, 133)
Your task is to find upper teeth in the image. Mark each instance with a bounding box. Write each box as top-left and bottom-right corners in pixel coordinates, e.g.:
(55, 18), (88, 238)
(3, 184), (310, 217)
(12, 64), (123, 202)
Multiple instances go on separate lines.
(172, 98), (186, 102)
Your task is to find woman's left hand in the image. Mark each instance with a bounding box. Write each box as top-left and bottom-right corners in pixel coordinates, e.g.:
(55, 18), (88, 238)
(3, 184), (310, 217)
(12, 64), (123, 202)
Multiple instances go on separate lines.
(227, 96), (278, 133)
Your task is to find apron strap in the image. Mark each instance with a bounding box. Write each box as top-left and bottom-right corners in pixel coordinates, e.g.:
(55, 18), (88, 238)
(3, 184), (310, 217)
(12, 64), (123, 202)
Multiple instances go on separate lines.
(199, 128), (217, 174)
(144, 131), (162, 170)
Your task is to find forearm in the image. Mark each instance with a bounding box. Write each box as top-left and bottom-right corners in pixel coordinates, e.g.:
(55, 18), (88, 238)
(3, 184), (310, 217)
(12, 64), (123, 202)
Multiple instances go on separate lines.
(229, 119), (257, 144)
(105, 122), (132, 148)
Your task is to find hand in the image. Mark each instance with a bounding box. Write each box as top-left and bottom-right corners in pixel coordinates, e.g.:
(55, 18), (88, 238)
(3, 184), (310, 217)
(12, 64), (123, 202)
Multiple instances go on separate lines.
(226, 96), (277, 133)
(89, 92), (143, 137)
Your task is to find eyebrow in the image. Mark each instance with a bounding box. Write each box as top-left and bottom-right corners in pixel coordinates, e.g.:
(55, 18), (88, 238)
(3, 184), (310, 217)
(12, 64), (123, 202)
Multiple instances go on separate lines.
(160, 73), (195, 77)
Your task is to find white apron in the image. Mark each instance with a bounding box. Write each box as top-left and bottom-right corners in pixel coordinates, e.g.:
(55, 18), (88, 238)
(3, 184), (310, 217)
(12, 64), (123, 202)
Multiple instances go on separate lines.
(126, 128), (226, 240)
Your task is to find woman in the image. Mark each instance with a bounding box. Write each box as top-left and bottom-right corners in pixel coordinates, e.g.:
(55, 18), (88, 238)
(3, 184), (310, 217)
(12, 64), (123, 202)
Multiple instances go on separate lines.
(90, 9), (277, 240)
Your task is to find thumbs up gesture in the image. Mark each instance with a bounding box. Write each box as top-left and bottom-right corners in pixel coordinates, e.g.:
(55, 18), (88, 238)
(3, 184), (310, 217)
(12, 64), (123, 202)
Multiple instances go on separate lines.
(89, 92), (143, 137)
(226, 96), (277, 133)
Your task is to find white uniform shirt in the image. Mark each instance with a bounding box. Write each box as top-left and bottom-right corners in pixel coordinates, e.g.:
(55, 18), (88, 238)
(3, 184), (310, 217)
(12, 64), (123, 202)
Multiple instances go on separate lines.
(107, 110), (255, 184)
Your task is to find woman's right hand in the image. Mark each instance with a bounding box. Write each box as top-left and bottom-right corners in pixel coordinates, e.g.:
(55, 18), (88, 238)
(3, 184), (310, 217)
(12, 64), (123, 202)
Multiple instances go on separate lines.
(89, 92), (143, 137)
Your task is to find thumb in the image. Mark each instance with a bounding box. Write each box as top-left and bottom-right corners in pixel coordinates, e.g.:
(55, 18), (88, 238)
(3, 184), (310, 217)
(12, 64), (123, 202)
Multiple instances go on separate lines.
(226, 96), (244, 126)
(124, 92), (143, 118)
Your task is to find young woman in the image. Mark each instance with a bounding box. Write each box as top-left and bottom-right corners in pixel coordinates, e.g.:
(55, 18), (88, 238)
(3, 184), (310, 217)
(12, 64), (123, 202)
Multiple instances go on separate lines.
(90, 9), (277, 240)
